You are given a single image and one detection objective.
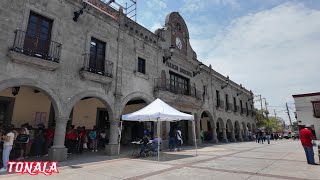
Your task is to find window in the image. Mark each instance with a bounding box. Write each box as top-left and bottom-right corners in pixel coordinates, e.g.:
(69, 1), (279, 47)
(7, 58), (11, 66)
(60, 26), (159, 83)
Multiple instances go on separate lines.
(240, 100), (243, 114)
(246, 102), (249, 115)
(169, 71), (189, 95)
(233, 97), (237, 111)
(312, 101), (320, 118)
(216, 90), (220, 107)
(225, 94), (229, 110)
(89, 37), (106, 74)
(138, 57), (146, 74)
(24, 11), (53, 57)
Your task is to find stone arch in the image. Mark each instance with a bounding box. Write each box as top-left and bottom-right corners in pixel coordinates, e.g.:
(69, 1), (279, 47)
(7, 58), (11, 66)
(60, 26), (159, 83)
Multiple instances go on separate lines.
(0, 78), (62, 118)
(234, 121), (241, 141)
(120, 92), (154, 113)
(199, 110), (215, 142)
(66, 90), (114, 121)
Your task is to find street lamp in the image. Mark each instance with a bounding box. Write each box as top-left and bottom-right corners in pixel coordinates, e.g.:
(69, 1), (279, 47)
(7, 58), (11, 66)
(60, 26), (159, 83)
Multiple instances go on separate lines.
(193, 62), (204, 77)
(162, 45), (175, 63)
(73, 2), (87, 22)
(12, 87), (20, 96)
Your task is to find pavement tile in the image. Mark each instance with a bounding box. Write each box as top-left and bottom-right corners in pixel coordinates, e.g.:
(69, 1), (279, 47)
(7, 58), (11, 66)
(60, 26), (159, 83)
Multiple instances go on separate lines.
(193, 156), (276, 173)
(142, 167), (251, 180)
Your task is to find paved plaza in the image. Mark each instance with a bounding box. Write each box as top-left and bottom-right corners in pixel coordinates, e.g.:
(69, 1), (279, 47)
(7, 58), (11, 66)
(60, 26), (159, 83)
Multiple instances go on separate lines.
(1, 140), (319, 180)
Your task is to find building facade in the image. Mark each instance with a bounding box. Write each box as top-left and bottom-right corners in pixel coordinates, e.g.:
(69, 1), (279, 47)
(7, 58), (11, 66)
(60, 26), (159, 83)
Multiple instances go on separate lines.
(293, 92), (320, 139)
(0, 0), (256, 161)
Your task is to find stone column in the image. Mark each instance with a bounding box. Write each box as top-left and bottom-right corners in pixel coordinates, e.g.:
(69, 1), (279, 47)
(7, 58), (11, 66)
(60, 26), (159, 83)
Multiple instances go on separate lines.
(243, 128), (249, 141)
(106, 119), (120, 155)
(212, 121), (218, 143)
(238, 130), (244, 142)
(222, 128), (228, 143)
(49, 117), (68, 161)
(231, 128), (236, 142)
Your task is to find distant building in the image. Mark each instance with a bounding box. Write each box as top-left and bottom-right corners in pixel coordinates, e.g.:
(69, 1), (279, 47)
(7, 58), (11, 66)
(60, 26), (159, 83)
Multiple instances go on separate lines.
(292, 92), (320, 139)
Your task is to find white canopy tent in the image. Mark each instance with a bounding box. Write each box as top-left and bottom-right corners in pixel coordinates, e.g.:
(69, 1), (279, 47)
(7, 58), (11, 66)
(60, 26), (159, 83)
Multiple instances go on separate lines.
(120, 98), (198, 161)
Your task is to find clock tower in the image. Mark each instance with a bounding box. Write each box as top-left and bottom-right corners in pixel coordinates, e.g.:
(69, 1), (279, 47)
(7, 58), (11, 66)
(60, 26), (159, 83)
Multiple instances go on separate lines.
(165, 12), (189, 56)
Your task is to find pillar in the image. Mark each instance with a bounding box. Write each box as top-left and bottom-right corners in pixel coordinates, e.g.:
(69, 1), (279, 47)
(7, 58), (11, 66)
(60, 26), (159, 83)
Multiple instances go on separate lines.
(222, 127), (228, 143)
(231, 127), (236, 142)
(212, 121), (218, 143)
(105, 119), (120, 155)
(48, 117), (68, 161)
(243, 127), (249, 141)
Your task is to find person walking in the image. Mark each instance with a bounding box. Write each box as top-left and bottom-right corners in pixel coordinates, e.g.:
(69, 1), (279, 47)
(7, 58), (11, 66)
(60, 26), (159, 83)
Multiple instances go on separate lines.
(176, 127), (183, 151)
(168, 128), (176, 151)
(300, 124), (317, 165)
(266, 130), (271, 144)
(0, 126), (15, 172)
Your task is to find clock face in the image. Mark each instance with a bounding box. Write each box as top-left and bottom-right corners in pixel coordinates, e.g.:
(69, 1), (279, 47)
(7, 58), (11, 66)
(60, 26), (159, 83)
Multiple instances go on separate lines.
(176, 37), (182, 50)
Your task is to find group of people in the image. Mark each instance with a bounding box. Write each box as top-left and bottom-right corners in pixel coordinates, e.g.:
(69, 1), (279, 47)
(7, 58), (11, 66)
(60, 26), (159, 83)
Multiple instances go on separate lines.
(0, 123), (54, 172)
(168, 126), (183, 151)
(254, 129), (271, 144)
(65, 125), (109, 154)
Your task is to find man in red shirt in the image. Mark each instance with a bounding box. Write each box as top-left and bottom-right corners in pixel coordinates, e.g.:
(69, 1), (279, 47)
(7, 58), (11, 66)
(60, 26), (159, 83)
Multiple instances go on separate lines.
(300, 124), (316, 165)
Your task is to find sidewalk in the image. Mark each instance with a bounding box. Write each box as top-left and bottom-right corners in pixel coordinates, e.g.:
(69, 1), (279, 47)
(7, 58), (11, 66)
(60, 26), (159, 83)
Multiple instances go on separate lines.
(1, 140), (319, 180)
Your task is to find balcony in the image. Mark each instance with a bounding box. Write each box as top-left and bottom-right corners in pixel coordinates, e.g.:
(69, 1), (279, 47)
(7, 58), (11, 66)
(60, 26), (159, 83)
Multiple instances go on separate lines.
(154, 78), (202, 100)
(79, 54), (113, 84)
(233, 105), (239, 114)
(8, 29), (61, 71)
(225, 103), (233, 112)
(216, 100), (224, 110)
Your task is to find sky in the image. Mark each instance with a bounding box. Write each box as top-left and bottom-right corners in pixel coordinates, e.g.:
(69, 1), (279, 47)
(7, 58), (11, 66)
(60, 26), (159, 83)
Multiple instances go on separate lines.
(110, 0), (320, 124)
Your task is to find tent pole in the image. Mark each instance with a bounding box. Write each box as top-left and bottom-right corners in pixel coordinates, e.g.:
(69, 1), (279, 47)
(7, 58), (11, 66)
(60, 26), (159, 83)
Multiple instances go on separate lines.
(157, 118), (160, 162)
(117, 121), (123, 156)
(192, 120), (198, 156)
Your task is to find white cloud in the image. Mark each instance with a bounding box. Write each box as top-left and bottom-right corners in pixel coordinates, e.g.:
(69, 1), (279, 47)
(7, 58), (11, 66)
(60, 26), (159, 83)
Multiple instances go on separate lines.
(181, 0), (240, 13)
(146, 0), (167, 9)
(150, 23), (163, 32)
(192, 2), (320, 122)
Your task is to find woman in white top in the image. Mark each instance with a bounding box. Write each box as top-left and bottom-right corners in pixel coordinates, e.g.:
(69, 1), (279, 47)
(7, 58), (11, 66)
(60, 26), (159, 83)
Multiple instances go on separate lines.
(0, 126), (15, 171)
(176, 127), (183, 151)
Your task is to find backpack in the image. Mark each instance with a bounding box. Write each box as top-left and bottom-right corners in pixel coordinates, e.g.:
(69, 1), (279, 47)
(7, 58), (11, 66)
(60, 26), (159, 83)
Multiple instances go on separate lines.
(89, 131), (96, 140)
(16, 134), (29, 143)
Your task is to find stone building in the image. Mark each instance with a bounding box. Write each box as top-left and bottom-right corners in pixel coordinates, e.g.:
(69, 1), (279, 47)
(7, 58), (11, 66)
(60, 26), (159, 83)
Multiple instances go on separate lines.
(0, 0), (256, 161)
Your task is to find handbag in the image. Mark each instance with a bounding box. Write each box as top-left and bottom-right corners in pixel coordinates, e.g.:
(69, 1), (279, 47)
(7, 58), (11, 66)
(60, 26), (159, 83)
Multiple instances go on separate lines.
(16, 134), (30, 143)
(312, 140), (317, 147)
(83, 142), (88, 149)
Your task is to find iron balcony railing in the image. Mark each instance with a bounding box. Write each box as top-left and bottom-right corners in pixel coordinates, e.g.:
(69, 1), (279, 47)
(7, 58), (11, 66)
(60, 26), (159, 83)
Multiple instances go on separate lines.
(11, 29), (62, 63)
(234, 105), (239, 113)
(154, 78), (202, 100)
(226, 103), (232, 111)
(216, 100), (224, 109)
(82, 53), (113, 77)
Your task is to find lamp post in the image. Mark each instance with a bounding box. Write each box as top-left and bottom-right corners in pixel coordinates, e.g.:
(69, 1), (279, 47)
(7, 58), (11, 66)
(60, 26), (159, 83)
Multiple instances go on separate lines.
(12, 87), (20, 96)
(193, 62), (204, 77)
(162, 45), (175, 64)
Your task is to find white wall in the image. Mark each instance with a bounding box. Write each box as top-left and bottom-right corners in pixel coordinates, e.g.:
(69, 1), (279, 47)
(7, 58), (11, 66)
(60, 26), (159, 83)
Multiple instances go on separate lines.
(294, 95), (320, 139)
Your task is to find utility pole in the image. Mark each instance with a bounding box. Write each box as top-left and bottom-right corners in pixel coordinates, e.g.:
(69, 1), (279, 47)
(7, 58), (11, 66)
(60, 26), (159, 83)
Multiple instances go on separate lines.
(263, 98), (269, 119)
(274, 109), (277, 119)
(286, 103), (293, 126)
